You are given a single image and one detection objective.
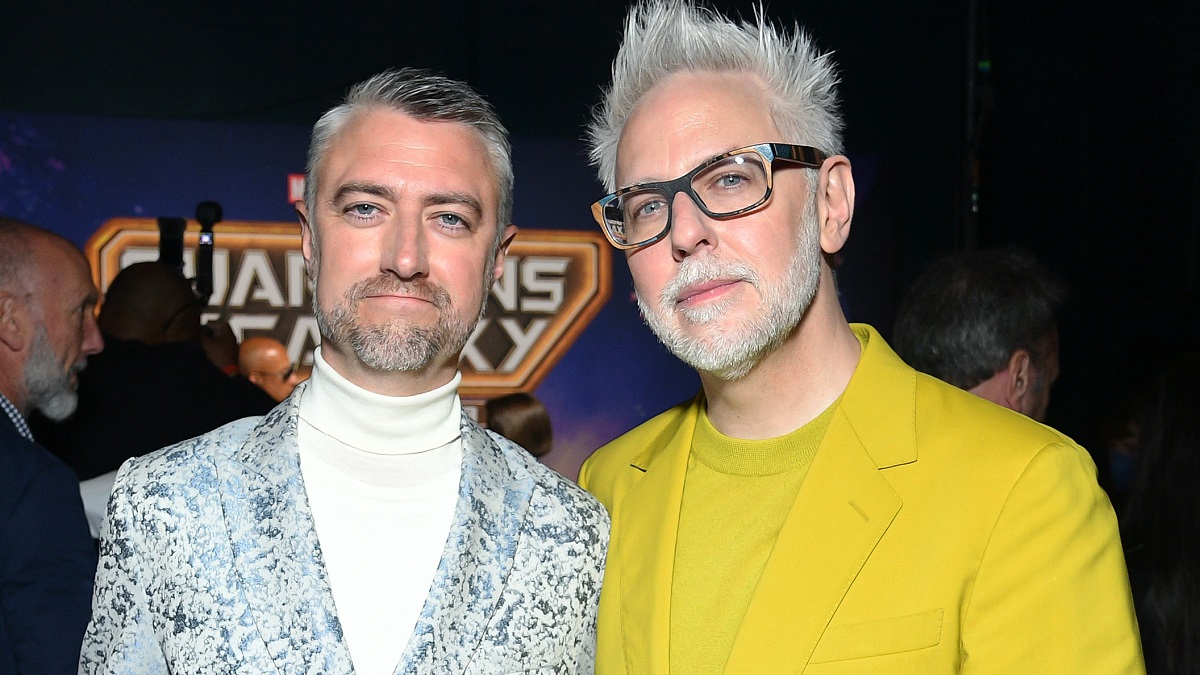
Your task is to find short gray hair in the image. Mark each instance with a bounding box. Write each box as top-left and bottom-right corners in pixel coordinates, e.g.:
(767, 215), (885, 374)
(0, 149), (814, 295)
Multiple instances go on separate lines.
(305, 68), (513, 234)
(892, 248), (1068, 390)
(588, 1), (844, 192)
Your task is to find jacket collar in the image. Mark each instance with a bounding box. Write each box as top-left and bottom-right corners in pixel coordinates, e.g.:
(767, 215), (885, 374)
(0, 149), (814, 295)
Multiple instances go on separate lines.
(614, 323), (911, 673)
(220, 382), (536, 674)
(397, 419), (535, 673)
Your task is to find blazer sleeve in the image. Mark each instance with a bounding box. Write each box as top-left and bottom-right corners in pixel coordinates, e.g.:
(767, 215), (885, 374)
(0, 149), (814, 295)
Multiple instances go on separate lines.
(79, 463), (169, 674)
(1, 456), (96, 675)
(961, 441), (1144, 673)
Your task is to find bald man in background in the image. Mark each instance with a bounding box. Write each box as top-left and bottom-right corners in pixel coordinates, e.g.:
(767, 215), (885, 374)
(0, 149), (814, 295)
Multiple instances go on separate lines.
(0, 217), (101, 674)
(33, 261), (275, 481)
(239, 336), (303, 402)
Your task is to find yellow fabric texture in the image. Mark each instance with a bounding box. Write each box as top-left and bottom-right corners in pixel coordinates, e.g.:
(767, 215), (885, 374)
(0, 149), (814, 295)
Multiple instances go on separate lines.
(579, 324), (1144, 674)
(670, 404), (834, 674)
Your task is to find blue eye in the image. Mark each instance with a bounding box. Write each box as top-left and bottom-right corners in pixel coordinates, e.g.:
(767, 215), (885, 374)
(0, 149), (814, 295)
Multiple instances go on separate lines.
(350, 204), (378, 217)
(436, 213), (471, 230)
(625, 197), (666, 222)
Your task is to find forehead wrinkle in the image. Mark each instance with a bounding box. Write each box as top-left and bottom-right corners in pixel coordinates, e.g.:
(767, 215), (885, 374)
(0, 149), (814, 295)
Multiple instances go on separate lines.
(619, 102), (747, 188)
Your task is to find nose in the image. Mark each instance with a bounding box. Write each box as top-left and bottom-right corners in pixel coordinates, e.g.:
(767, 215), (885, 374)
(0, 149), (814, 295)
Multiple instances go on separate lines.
(383, 216), (429, 280)
(667, 190), (717, 262)
(83, 310), (104, 356)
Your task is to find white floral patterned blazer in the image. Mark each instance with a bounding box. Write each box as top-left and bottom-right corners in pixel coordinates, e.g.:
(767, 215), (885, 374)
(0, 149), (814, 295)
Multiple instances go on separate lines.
(80, 384), (610, 674)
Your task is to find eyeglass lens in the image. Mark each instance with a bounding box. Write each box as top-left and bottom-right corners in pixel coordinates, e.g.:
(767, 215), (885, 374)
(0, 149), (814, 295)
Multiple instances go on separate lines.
(604, 150), (770, 247)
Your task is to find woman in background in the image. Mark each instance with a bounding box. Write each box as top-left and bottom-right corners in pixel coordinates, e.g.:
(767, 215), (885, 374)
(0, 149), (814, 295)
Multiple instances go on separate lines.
(485, 393), (553, 459)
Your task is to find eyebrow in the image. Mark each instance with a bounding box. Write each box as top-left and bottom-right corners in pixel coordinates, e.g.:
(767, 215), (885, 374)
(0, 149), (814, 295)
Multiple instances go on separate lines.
(327, 183), (484, 220)
(423, 191), (483, 219)
(329, 181), (396, 206)
(621, 147), (742, 190)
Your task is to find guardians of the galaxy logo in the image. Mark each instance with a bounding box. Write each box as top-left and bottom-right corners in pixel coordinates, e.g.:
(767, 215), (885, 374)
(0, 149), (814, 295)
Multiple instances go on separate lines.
(86, 219), (610, 396)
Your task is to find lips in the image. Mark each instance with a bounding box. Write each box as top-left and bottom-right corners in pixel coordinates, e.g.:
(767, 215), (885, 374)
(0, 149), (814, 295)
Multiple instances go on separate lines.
(660, 254), (759, 309)
(351, 276), (450, 309)
(675, 278), (741, 305)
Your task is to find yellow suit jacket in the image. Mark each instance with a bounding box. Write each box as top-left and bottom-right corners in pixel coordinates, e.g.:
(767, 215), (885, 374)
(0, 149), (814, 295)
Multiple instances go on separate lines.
(580, 325), (1143, 674)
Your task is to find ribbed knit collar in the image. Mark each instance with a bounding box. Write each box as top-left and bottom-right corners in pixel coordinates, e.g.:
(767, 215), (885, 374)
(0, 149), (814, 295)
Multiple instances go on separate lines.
(691, 400), (838, 477)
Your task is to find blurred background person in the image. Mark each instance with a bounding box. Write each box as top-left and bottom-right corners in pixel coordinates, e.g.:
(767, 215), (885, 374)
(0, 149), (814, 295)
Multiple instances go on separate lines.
(33, 261), (275, 481)
(239, 336), (303, 402)
(0, 217), (100, 674)
(1120, 352), (1200, 674)
(486, 392), (552, 458)
(892, 247), (1067, 422)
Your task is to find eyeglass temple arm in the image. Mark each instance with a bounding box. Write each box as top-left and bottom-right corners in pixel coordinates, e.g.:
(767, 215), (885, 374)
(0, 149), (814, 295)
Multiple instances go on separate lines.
(772, 144), (827, 166)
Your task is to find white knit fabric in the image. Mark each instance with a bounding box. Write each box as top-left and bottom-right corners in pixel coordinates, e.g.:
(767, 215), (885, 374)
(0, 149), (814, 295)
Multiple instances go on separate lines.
(297, 348), (462, 675)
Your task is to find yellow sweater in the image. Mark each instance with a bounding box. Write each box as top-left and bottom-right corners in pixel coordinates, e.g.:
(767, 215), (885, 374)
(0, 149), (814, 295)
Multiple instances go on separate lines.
(671, 404), (836, 674)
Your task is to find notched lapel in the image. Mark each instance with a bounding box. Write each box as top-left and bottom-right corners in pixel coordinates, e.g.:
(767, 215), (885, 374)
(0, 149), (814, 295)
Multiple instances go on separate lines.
(617, 404), (698, 675)
(398, 415), (534, 675)
(724, 407), (902, 673)
(218, 388), (353, 673)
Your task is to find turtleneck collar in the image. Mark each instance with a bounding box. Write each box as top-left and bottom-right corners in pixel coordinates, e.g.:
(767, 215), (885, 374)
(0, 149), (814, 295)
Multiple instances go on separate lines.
(298, 347), (462, 456)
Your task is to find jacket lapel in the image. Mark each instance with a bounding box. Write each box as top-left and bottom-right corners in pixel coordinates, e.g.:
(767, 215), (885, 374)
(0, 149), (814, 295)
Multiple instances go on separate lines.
(722, 410), (902, 672)
(397, 415), (534, 675)
(616, 402), (699, 675)
(723, 325), (914, 673)
(217, 383), (355, 673)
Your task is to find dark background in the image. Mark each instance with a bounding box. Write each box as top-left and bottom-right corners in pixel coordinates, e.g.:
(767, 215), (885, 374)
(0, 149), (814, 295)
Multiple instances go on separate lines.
(2, 0), (1197, 469)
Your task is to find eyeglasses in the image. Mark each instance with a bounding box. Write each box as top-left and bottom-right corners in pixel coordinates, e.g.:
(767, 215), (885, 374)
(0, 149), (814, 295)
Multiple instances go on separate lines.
(590, 143), (827, 250)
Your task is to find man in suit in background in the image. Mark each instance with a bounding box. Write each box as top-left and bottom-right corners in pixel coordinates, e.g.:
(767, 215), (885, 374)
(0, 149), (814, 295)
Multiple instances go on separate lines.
(0, 217), (102, 674)
(32, 261), (277, 482)
(82, 68), (608, 674)
(579, 2), (1141, 672)
(892, 247), (1066, 422)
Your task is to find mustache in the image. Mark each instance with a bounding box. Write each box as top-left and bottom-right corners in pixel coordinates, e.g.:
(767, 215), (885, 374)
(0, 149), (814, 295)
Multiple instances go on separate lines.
(348, 275), (452, 309)
(660, 255), (760, 304)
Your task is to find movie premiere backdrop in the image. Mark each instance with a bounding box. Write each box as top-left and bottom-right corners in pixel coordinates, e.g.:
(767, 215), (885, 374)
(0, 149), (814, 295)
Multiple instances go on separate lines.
(0, 110), (892, 479)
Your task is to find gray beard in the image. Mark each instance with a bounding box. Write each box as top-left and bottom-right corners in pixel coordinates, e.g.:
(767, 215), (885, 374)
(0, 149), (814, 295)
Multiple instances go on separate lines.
(637, 200), (822, 381)
(24, 325), (80, 421)
(312, 273), (489, 373)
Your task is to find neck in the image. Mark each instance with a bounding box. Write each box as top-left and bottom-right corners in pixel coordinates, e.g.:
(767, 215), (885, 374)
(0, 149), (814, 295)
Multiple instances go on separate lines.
(699, 267), (861, 440)
(299, 348), (462, 456)
(320, 341), (458, 397)
(0, 367), (27, 418)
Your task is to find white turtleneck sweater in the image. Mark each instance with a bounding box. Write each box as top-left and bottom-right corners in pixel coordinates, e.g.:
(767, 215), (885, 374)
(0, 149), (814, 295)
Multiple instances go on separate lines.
(297, 348), (463, 675)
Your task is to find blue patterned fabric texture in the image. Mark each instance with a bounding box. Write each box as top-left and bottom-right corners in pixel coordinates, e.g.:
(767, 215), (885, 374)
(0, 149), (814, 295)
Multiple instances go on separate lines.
(81, 382), (610, 674)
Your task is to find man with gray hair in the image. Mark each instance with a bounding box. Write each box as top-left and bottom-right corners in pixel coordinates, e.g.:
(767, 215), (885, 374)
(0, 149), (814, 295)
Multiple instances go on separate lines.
(0, 217), (102, 673)
(892, 247), (1067, 422)
(82, 68), (608, 674)
(579, 3), (1140, 673)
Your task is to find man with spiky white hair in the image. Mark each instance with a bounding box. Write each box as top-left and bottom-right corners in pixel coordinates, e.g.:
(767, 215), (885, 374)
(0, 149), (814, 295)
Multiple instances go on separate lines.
(579, 3), (1142, 673)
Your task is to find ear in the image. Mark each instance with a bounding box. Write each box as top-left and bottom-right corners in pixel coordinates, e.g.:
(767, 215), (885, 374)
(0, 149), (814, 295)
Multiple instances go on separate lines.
(297, 200), (316, 267)
(0, 292), (30, 352)
(816, 154), (855, 255)
(493, 224), (519, 284)
(1003, 349), (1034, 412)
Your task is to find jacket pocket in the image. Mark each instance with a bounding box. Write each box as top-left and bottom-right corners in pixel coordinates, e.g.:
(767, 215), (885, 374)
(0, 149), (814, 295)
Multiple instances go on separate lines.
(809, 608), (944, 664)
